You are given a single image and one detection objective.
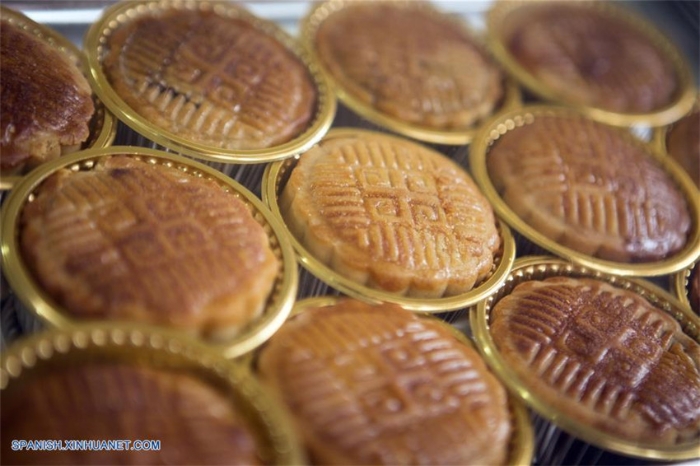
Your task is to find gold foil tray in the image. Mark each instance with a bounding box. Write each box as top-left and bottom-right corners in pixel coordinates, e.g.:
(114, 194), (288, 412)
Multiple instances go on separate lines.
(470, 105), (700, 277)
(263, 128), (516, 313)
(300, 0), (521, 145)
(487, 0), (696, 128)
(0, 323), (305, 465)
(251, 296), (535, 466)
(472, 256), (700, 461)
(672, 260), (699, 315)
(0, 147), (298, 359)
(83, 0), (335, 165)
(0, 6), (116, 191)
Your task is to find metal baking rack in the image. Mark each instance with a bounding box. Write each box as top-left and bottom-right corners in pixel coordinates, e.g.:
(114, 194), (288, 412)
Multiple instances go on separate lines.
(1, 2), (698, 465)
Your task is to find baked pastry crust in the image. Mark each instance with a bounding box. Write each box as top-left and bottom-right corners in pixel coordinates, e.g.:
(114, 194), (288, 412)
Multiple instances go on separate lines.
(20, 156), (279, 339)
(281, 131), (501, 297)
(690, 262), (700, 315)
(666, 110), (700, 188)
(257, 299), (512, 465)
(504, 2), (677, 113)
(1, 364), (261, 465)
(103, 8), (316, 150)
(1, 19), (94, 174)
(487, 115), (691, 262)
(315, 2), (503, 129)
(490, 276), (700, 446)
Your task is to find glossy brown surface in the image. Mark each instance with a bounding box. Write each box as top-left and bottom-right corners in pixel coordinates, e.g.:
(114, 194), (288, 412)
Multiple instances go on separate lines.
(1, 363), (261, 465)
(103, 8), (316, 150)
(487, 115), (691, 262)
(0, 19), (94, 174)
(505, 2), (677, 113)
(490, 276), (700, 446)
(315, 2), (503, 129)
(666, 110), (700, 188)
(282, 132), (501, 297)
(257, 299), (512, 465)
(20, 156), (279, 339)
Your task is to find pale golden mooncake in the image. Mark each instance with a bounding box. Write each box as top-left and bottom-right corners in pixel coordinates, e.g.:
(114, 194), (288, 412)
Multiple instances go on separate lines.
(102, 7), (316, 150)
(504, 2), (677, 113)
(1, 364), (261, 465)
(20, 156), (279, 339)
(257, 299), (512, 465)
(314, 2), (503, 129)
(487, 115), (691, 262)
(666, 109), (700, 188)
(490, 276), (700, 446)
(281, 131), (501, 298)
(1, 18), (94, 175)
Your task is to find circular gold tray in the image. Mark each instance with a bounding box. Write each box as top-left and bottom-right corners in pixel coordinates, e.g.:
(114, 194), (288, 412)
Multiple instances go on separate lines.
(300, 0), (521, 145)
(472, 256), (700, 461)
(262, 128), (516, 312)
(470, 105), (700, 277)
(1, 146), (298, 359)
(84, 0), (335, 164)
(0, 323), (305, 465)
(672, 260), (699, 315)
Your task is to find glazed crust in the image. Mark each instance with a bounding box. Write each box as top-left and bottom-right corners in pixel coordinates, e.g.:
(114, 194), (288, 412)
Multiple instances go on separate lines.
(490, 277), (700, 446)
(103, 8), (316, 150)
(1, 364), (261, 465)
(487, 115), (691, 262)
(257, 299), (512, 465)
(1, 19), (94, 174)
(315, 2), (503, 129)
(20, 156), (279, 340)
(505, 2), (677, 113)
(281, 132), (501, 297)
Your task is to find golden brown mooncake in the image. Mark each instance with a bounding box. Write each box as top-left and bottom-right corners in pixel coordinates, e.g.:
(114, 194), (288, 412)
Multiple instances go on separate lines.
(281, 131), (501, 298)
(257, 299), (512, 465)
(489, 276), (700, 446)
(20, 156), (279, 340)
(504, 2), (677, 113)
(314, 2), (503, 129)
(0, 18), (94, 175)
(1, 363), (261, 465)
(666, 109), (700, 188)
(102, 7), (316, 151)
(487, 115), (691, 263)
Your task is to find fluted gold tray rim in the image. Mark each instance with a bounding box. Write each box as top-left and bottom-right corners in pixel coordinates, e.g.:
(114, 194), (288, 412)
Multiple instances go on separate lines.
(471, 255), (700, 461)
(262, 127), (516, 313)
(250, 295), (534, 466)
(486, 0), (697, 128)
(83, 0), (336, 165)
(0, 323), (306, 465)
(299, 0), (522, 146)
(469, 105), (700, 277)
(0, 146), (298, 359)
(672, 259), (698, 315)
(0, 5), (117, 191)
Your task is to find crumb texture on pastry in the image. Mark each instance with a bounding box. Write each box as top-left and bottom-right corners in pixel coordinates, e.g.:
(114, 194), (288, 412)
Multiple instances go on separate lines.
(487, 115), (691, 262)
(490, 276), (700, 445)
(20, 156), (279, 338)
(1, 364), (261, 465)
(282, 132), (501, 297)
(258, 299), (512, 465)
(505, 2), (677, 113)
(315, 2), (503, 129)
(103, 9), (316, 150)
(1, 19), (94, 174)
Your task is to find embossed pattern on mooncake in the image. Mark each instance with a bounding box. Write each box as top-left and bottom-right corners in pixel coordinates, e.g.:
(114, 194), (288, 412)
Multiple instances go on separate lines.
(1, 364), (261, 465)
(315, 3), (503, 129)
(490, 276), (700, 445)
(282, 132), (501, 297)
(257, 299), (511, 465)
(103, 9), (316, 150)
(487, 115), (691, 262)
(20, 156), (279, 339)
(506, 3), (677, 113)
